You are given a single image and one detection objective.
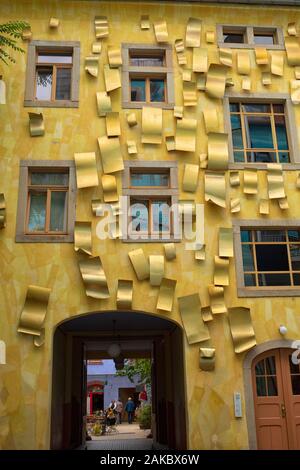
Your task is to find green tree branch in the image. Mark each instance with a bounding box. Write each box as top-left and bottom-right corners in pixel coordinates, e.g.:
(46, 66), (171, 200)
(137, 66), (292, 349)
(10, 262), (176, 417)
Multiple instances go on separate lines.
(0, 21), (30, 65)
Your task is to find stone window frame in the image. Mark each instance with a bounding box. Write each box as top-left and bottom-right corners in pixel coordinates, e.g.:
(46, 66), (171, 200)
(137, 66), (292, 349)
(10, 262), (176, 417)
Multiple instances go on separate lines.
(16, 160), (76, 243)
(223, 92), (300, 170)
(122, 161), (180, 243)
(24, 40), (80, 108)
(233, 219), (300, 297)
(217, 24), (285, 50)
(121, 43), (175, 109)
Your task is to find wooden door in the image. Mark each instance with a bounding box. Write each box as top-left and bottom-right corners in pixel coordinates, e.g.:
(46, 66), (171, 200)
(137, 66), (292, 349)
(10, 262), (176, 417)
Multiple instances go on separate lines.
(252, 348), (300, 450)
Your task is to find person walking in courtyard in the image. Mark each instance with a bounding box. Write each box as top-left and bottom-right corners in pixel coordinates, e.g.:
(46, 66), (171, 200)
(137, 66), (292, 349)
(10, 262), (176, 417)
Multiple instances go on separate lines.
(115, 399), (123, 424)
(125, 397), (135, 424)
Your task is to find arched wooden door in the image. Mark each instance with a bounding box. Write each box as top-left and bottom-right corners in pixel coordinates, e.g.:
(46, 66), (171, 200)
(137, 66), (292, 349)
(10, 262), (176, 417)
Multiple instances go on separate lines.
(252, 348), (300, 449)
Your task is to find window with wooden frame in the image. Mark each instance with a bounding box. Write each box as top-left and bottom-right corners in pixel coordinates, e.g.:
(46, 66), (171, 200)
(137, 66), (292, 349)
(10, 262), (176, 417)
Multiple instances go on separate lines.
(24, 41), (80, 108)
(234, 221), (300, 297)
(122, 161), (179, 242)
(217, 25), (284, 49)
(121, 44), (174, 109)
(16, 161), (76, 243)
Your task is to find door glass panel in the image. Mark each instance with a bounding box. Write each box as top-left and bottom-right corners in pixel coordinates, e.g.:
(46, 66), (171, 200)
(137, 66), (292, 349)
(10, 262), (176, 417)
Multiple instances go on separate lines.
(131, 79), (146, 101)
(256, 376), (267, 396)
(267, 376), (278, 396)
(50, 192), (67, 232)
(56, 68), (72, 100)
(150, 79), (165, 102)
(28, 192), (47, 232)
(291, 376), (300, 395)
(289, 354), (300, 374)
(36, 68), (53, 100)
(266, 356), (276, 375)
(255, 359), (265, 376)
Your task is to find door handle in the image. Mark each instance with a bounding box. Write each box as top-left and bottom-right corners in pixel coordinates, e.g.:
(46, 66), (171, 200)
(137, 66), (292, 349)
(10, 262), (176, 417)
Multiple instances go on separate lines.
(281, 403), (286, 418)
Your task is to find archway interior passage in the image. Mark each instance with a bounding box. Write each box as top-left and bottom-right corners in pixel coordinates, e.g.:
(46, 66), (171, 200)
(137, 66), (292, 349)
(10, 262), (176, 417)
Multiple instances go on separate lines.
(51, 311), (187, 450)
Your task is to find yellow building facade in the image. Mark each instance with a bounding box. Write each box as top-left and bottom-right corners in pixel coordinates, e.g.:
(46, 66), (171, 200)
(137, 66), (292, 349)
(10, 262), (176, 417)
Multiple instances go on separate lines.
(1, 0), (300, 450)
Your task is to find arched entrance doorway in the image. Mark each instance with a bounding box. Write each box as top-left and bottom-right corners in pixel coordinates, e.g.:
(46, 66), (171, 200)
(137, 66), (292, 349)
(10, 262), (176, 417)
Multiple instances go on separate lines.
(244, 340), (300, 450)
(50, 311), (187, 450)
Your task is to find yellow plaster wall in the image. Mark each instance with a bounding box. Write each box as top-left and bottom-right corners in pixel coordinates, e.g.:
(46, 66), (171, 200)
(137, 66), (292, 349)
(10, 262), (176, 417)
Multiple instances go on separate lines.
(0, 0), (300, 450)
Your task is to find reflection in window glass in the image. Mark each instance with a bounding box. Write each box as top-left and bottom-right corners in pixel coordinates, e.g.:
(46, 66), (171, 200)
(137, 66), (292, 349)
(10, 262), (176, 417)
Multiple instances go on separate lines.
(255, 359), (265, 376)
(242, 104), (271, 113)
(37, 53), (72, 64)
(265, 356), (276, 375)
(50, 192), (67, 232)
(56, 68), (72, 100)
(244, 274), (256, 286)
(290, 245), (300, 270)
(130, 55), (164, 66)
(31, 173), (69, 186)
(230, 114), (243, 149)
(245, 115), (274, 149)
(152, 201), (170, 232)
(130, 200), (149, 232)
(253, 34), (275, 45)
(150, 79), (165, 102)
(275, 115), (289, 150)
(241, 230), (252, 243)
(131, 79), (146, 101)
(223, 33), (245, 43)
(36, 68), (53, 100)
(288, 230), (300, 242)
(28, 193), (47, 232)
(258, 273), (291, 286)
(242, 244), (255, 271)
(131, 173), (169, 187)
(255, 230), (286, 242)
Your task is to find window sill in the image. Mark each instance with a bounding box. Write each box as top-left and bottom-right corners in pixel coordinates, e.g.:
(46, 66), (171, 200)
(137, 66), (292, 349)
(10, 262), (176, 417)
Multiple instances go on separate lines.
(237, 287), (300, 297)
(24, 100), (79, 108)
(228, 162), (300, 171)
(218, 42), (285, 50)
(122, 101), (174, 110)
(16, 233), (74, 243)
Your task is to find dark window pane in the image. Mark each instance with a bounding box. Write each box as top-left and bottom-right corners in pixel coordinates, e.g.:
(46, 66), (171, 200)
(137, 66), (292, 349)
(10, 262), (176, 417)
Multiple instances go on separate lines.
(150, 79), (165, 102)
(255, 359), (265, 376)
(241, 230), (252, 243)
(246, 151), (276, 163)
(223, 33), (245, 43)
(37, 53), (72, 64)
(28, 192), (47, 232)
(50, 192), (67, 232)
(289, 355), (300, 374)
(267, 376), (278, 396)
(255, 230), (286, 242)
(131, 173), (169, 187)
(244, 274), (256, 286)
(256, 376), (267, 396)
(273, 104), (284, 113)
(230, 114), (243, 148)
(230, 103), (239, 112)
(293, 274), (300, 285)
(258, 273), (291, 286)
(278, 152), (290, 163)
(234, 151), (245, 162)
(131, 79), (146, 101)
(256, 244), (289, 271)
(274, 115), (288, 150)
(242, 103), (271, 113)
(31, 173), (69, 185)
(242, 244), (255, 271)
(244, 115), (274, 149)
(36, 68), (53, 100)
(290, 245), (300, 270)
(291, 375), (300, 395)
(130, 200), (149, 232)
(56, 68), (71, 100)
(266, 356), (276, 375)
(152, 201), (170, 232)
(288, 230), (300, 242)
(253, 34), (275, 45)
(130, 55), (164, 66)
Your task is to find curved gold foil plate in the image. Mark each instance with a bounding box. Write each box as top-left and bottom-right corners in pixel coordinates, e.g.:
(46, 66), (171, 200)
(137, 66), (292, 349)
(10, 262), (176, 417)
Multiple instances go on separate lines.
(206, 64), (227, 99)
(285, 36), (300, 66)
(219, 227), (233, 258)
(207, 132), (229, 170)
(98, 136), (124, 174)
(205, 172), (226, 208)
(213, 256), (229, 286)
(95, 16), (109, 39)
(175, 118), (197, 152)
(156, 278), (177, 312)
(108, 46), (122, 68)
(199, 347), (215, 371)
(74, 152), (99, 189)
(186, 17), (201, 48)
(128, 248), (149, 281)
(183, 163), (199, 192)
(208, 285), (227, 315)
(154, 20), (169, 43)
(28, 112), (44, 137)
(228, 307), (256, 354)
(0, 340), (6, 364)
(18, 285), (51, 337)
(150, 255), (165, 286)
(178, 293), (210, 345)
(164, 243), (176, 260)
(104, 65), (121, 92)
(237, 50), (251, 75)
(102, 174), (118, 202)
(142, 107), (162, 144)
(0, 193), (6, 228)
(85, 56), (99, 77)
(96, 92), (112, 117)
(117, 279), (133, 310)
(74, 221), (92, 255)
(78, 256), (109, 299)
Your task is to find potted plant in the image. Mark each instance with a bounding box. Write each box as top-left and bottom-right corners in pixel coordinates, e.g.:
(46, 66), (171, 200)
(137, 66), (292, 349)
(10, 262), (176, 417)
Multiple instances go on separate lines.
(137, 404), (151, 430)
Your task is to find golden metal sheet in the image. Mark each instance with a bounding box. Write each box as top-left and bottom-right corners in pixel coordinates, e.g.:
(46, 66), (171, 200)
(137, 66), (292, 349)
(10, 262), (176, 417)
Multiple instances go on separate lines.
(203, 109), (219, 133)
(164, 243), (176, 260)
(154, 20), (169, 43)
(214, 256), (229, 286)
(128, 248), (149, 281)
(165, 135), (175, 151)
(140, 15), (150, 30)
(95, 16), (109, 38)
(237, 50), (251, 75)
(230, 197), (240, 213)
(142, 106), (162, 144)
(106, 112), (121, 137)
(267, 163), (286, 199)
(278, 197), (289, 210)
(18, 285), (51, 337)
(78, 256), (110, 299)
(150, 255), (165, 286)
(228, 307), (256, 354)
(175, 38), (185, 53)
(255, 47), (269, 65)
(104, 64), (121, 92)
(92, 42), (102, 54)
(186, 17), (202, 48)
(91, 199), (105, 216)
(219, 48), (232, 67)
(97, 136), (124, 173)
(178, 293), (210, 345)
(207, 132), (229, 171)
(0, 78), (6, 104)
(192, 48), (208, 73)
(0, 340), (6, 363)
(199, 153), (208, 169)
(127, 140), (137, 155)
(242, 77), (251, 91)
(206, 64), (228, 99)
(175, 117), (197, 152)
(22, 28), (32, 41)
(225, 77), (234, 88)
(196, 74), (206, 91)
(0, 193), (6, 229)
(74, 221), (92, 255)
(176, 50), (187, 65)
(259, 199), (269, 215)
(208, 285), (227, 315)
(229, 171), (240, 187)
(244, 170), (258, 195)
(108, 45), (122, 68)
(74, 152), (99, 189)
(28, 112), (44, 137)
(262, 72), (272, 86)
(285, 36), (300, 66)
(85, 56), (99, 77)
(182, 68), (192, 81)
(271, 53), (284, 76)
(127, 112), (137, 127)
(49, 17), (59, 28)
(205, 172), (226, 208)
(290, 79), (300, 104)
(183, 81), (197, 106)
(201, 306), (213, 322)
(117, 279), (133, 309)
(297, 172), (300, 188)
(206, 31), (215, 44)
(96, 91), (112, 117)
(288, 22), (297, 36)
(156, 278), (177, 312)
(183, 164), (199, 192)
(295, 67), (300, 79)
(199, 347), (215, 371)
(34, 329), (45, 348)
(174, 106), (183, 118)
(102, 174), (118, 202)
(219, 227), (233, 258)
(195, 245), (205, 261)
